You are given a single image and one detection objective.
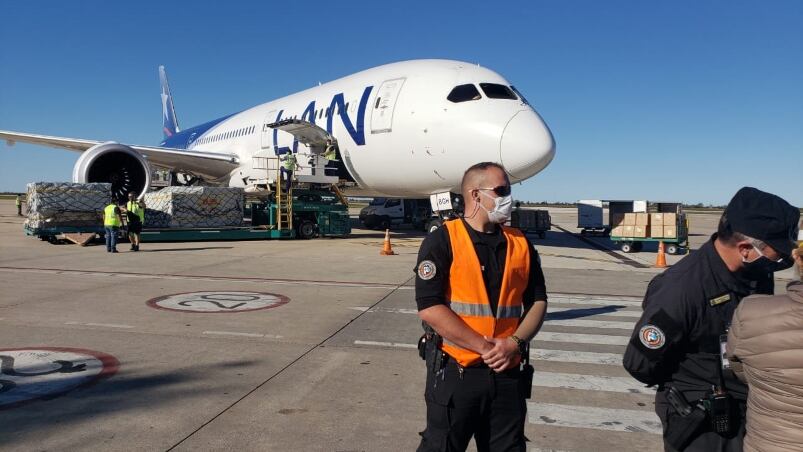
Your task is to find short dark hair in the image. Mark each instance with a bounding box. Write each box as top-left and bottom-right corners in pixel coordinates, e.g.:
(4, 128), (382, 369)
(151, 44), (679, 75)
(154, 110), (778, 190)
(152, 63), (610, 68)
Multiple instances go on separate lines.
(718, 214), (751, 246)
(460, 162), (509, 195)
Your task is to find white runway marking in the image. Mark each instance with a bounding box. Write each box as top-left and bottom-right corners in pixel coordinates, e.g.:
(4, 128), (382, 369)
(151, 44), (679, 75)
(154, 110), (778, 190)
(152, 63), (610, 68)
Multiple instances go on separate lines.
(545, 318), (635, 330)
(349, 306), (418, 314)
(0, 267), (408, 290)
(548, 307), (642, 318)
(64, 322), (134, 329)
(354, 340), (418, 349)
(534, 371), (654, 394)
(528, 402), (662, 434)
(352, 342), (628, 366)
(532, 349), (623, 366)
(350, 305), (642, 319)
(533, 331), (629, 346)
(549, 297), (642, 307)
(202, 331), (283, 339)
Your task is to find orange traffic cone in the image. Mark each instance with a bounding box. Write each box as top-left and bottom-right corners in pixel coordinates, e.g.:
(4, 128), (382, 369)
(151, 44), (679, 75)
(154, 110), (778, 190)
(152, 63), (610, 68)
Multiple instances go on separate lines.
(380, 229), (396, 255)
(655, 241), (667, 268)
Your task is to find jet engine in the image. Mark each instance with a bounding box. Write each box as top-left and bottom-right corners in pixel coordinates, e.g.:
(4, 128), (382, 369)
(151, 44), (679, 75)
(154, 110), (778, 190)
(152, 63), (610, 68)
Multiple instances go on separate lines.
(72, 142), (152, 201)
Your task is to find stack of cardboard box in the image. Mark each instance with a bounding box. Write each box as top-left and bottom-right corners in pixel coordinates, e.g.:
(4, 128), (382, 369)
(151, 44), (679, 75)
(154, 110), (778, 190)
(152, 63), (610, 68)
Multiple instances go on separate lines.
(651, 213), (677, 238)
(610, 212), (678, 238)
(611, 212), (647, 236)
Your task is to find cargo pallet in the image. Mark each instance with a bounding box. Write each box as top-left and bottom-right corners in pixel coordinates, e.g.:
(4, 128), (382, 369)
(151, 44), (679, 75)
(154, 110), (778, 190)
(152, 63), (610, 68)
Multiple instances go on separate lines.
(511, 208), (551, 239)
(24, 225), (105, 243)
(24, 187), (349, 244)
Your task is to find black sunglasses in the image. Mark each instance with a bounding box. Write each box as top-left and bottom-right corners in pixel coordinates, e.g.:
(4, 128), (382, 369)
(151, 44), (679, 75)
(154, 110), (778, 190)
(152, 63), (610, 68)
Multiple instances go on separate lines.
(477, 185), (511, 197)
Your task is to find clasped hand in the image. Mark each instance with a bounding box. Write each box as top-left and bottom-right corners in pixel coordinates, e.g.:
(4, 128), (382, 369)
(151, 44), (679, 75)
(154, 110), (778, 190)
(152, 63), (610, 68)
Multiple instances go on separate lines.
(480, 336), (521, 373)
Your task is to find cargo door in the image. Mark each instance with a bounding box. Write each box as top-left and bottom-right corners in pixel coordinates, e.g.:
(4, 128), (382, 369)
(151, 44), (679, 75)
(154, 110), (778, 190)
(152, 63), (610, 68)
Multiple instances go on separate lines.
(261, 110), (277, 150)
(370, 78), (405, 134)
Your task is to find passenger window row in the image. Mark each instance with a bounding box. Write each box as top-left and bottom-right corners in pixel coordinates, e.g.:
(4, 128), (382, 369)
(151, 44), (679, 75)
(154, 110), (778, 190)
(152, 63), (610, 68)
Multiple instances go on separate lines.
(198, 125), (256, 145)
(447, 83), (527, 104)
(274, 101), (354, 123)
(198, 99), (357, 146)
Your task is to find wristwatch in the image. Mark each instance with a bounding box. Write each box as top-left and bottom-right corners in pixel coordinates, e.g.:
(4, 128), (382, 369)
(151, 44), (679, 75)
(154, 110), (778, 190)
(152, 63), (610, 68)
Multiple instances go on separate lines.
(509, 335), (527, 355)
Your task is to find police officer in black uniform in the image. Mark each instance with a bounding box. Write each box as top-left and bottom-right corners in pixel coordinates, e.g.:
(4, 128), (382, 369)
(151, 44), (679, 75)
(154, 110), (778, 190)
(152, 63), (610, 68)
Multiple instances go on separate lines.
(623, 187), (799, 451)
(415, 162), (548, 452)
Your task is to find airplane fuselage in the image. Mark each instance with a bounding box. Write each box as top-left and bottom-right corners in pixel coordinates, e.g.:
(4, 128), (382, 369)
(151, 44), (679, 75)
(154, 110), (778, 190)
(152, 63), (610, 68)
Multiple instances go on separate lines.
(162, 59), (555, 197)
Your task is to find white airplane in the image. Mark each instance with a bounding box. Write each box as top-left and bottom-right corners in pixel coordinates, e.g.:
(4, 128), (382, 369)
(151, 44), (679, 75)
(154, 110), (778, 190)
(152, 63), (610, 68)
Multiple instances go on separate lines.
(0, 59), (555, 202)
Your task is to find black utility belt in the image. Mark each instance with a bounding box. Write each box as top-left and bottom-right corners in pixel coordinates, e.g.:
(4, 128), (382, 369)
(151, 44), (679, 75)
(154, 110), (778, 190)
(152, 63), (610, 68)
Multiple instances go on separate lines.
(665, 386), (744, 438)
(446, 359), (489, 370)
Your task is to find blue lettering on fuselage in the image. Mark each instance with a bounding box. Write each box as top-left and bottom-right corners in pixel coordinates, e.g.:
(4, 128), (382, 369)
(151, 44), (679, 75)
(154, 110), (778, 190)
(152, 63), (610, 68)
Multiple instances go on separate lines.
(274, 86), (373, 156)
(273, 109), (290, 155)
(327, 86), (372, 146)
(161, 87), (374, 155)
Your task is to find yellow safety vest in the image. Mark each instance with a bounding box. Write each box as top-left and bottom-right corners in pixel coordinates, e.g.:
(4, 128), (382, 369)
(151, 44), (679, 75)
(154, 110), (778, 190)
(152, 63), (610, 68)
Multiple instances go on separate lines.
(104, 204), (121, 227)
(127, 201), (144, 222)
(281, 153), (297, 170)
(15, 196), (21, 207)
(440, 219), (531, 367)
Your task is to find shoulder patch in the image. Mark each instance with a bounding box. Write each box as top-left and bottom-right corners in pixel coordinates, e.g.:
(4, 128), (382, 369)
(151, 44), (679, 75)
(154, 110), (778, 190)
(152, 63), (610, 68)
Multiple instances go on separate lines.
(709, 293), (731, 307)
(639, 324), (666, 349)
(417, 260), (437, 280)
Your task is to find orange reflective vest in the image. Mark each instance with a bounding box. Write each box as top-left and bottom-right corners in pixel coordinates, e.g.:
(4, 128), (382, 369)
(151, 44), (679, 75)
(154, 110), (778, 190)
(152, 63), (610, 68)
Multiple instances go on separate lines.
(441, 219), (531, 367)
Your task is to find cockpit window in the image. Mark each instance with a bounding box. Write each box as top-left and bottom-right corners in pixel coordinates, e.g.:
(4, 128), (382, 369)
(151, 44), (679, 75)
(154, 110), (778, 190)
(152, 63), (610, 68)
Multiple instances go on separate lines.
(479, 83), (517, 100)
(447, 84), (482, 103)
(510, 86), (529, 105)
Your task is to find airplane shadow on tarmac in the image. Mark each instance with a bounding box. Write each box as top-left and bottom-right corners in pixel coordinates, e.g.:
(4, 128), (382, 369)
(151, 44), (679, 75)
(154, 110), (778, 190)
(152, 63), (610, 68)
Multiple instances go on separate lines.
(545, 306), (627, 320)
(0, 358), (261, 449)
(526, 230), (612, 251)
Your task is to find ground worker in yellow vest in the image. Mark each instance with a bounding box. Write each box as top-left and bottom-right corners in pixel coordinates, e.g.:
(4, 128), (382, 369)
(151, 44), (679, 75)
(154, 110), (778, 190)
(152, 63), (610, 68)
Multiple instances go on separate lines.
(415, 162), (548, 451)
(279, 151), (298, 193)
(16, 194), (23, 216)
(103, 199), (123, 253)
(125, 192), (145, 252)
(323, 140), (338, 161)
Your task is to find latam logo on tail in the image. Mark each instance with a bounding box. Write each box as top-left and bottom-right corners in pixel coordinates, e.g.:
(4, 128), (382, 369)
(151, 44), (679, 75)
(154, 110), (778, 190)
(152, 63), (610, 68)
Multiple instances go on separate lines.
(1, 59), (556, 199)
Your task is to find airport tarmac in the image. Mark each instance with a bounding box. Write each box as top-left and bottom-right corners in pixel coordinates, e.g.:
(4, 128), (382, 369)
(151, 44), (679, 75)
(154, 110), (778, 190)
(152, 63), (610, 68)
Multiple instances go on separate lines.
(0, 200), (796, 451)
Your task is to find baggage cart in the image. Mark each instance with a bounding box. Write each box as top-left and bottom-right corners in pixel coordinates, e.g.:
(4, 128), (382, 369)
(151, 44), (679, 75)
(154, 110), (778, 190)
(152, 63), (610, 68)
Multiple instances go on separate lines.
(511, 207), (551, 239)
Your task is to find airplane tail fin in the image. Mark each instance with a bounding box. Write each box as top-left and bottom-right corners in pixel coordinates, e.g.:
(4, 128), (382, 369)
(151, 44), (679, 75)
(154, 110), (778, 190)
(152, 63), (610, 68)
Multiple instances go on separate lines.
(159, 65), (180, 139)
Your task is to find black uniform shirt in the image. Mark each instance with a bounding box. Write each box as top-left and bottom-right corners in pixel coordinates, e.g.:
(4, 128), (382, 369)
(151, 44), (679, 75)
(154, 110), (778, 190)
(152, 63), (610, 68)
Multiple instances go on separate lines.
(414, 219), (547, 316)
(623, 235), (773, 400)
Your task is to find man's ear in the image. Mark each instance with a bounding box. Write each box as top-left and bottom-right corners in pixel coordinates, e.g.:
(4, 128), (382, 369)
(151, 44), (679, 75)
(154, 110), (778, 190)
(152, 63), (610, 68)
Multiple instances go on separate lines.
(736, 241), (753, 258)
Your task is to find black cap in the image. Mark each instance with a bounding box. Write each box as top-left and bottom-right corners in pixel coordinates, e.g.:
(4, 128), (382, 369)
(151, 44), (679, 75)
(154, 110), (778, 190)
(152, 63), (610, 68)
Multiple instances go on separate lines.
(724, 187), (800, 256)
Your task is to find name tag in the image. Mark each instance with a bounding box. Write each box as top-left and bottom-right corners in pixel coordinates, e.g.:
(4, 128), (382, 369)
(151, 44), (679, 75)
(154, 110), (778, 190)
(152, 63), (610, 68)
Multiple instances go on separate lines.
(709, 293), (731, 307)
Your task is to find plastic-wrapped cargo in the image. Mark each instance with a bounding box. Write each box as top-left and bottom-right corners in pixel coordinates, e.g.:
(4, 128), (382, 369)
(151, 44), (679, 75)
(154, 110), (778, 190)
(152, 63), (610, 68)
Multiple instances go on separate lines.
(143, 187), (244, 228)
(24, 182), (111, 231)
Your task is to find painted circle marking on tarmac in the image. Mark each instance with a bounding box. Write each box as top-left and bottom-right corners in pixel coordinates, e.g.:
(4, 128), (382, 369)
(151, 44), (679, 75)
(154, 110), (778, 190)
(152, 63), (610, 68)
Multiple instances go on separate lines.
(147, 291), (290, 313)
(0, 347), (118, 409)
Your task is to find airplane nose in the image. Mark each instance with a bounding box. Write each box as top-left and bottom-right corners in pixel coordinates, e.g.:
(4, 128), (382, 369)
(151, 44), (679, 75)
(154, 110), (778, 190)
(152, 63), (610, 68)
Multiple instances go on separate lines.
(500, 109), (556, 182)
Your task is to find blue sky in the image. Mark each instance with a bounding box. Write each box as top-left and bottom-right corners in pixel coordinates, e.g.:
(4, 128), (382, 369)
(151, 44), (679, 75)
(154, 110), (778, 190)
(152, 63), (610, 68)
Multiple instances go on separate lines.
(1, 1), (800, 206)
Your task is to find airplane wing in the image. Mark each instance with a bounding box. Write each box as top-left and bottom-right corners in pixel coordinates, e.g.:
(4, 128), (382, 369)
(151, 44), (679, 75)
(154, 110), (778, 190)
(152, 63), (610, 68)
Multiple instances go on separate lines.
(0, 130), (239, 179)
(268, 119), (335, 150)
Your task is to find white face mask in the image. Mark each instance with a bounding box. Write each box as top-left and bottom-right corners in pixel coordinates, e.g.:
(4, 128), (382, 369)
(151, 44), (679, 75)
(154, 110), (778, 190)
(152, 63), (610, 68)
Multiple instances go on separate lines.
(479, 190), (513, 224)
